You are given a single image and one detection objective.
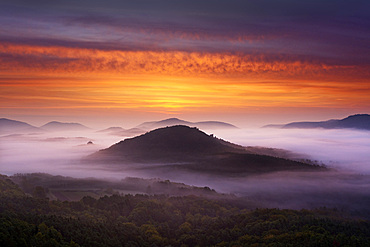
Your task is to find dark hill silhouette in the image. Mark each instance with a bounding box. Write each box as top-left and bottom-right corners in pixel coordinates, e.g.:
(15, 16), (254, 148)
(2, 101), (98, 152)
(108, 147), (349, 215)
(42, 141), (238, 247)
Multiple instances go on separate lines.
(98, 125), (243, 158)
(0, 118), (42, 134)
(41, 121), (89, 131)
(89, 125), (323, 175)
(264, 114), (370, 130)
(136, 118), (237, 130)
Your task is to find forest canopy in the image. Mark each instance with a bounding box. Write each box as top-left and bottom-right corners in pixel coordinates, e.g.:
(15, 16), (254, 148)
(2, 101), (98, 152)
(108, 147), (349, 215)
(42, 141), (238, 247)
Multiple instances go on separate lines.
(0, 174), (369, 246)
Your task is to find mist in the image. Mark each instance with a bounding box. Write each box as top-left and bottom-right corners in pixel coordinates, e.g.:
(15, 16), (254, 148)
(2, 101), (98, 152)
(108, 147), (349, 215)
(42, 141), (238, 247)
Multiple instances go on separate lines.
(210, 127), (370, 174)
(1, 126), (369, 216)
(1, 126), (369, 176)
(0, 130), (120, 177)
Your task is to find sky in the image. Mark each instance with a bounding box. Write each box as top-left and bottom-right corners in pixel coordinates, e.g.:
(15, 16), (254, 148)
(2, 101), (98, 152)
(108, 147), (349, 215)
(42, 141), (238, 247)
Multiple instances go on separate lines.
(1, 0), (369, 128)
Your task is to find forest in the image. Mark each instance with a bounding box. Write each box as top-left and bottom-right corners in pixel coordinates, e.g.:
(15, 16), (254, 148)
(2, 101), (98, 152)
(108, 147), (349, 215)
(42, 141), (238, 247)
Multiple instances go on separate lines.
(0, 174), (369, 247)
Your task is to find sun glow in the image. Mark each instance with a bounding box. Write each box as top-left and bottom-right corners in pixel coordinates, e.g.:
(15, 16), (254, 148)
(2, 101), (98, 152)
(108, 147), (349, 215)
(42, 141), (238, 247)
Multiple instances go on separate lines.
(1, 42), (369, 116)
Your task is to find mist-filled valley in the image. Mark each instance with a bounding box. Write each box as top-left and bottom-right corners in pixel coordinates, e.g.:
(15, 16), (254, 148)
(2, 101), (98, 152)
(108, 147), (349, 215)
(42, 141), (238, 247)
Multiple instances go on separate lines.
(2, 0), (370, 245)
(1, 117), (370, 246)
(1, 119), (369, 216)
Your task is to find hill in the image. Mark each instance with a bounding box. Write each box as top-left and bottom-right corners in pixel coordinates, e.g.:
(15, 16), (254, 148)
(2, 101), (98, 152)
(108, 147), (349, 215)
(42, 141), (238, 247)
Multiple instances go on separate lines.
(97, 126), (125, 133)
(41, 121), (90, 131)
(89, 125), (323, 175)
(10, 173), (224, 201)
(0, 118), (42, 134)
(97, 126), (145, 137)
(114, 128), (146, 137)
(265, 114), (370, 130)
(0, 174), (25, 197)
(136, 118), (237, 130)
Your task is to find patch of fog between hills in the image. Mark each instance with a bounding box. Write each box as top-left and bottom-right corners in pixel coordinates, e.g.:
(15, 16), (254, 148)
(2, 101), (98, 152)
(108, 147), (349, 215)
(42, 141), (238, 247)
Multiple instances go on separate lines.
(1, 127), (370, 181)
(0, 130), (123, 177)
(2, 126), (370, 174)
(157, 170), (370, 213)
(1, 128), (370, 214)
(207, 127), (370, 174)
(0, 128), (370, 176)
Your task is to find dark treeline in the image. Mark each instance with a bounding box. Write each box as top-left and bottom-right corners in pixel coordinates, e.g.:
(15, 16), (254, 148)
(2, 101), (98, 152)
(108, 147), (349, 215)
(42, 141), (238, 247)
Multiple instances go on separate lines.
(0, 175), (369, 247)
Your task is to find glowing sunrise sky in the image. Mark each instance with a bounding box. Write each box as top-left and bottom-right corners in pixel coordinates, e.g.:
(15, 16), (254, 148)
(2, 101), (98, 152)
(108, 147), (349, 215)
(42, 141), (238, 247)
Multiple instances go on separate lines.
(1, 0), (369, 127)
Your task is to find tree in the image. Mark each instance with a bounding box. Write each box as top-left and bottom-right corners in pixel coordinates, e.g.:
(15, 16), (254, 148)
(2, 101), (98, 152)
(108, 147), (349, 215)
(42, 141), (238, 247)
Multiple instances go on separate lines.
(32, 186), (47, 199)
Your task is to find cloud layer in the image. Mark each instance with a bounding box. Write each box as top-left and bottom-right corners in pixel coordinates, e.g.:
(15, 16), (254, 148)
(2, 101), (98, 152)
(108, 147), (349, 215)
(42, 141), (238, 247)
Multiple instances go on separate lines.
(0, 0), (369, 118)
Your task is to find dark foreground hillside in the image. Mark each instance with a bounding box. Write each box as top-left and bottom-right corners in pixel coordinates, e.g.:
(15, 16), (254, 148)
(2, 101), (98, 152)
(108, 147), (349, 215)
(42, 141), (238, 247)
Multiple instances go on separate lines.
(1, 174), (369, 247)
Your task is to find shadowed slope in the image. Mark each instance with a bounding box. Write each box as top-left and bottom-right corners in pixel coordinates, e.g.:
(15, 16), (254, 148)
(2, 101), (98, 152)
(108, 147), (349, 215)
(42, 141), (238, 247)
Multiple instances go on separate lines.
(89, 125), (323, 175)
(92, 125), (243, 162)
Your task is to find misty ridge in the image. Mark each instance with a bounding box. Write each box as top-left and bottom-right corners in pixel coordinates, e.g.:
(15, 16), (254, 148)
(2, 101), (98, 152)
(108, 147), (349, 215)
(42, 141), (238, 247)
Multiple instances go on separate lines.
(0, 116), (370, 219)
(264, 114), (370, 131)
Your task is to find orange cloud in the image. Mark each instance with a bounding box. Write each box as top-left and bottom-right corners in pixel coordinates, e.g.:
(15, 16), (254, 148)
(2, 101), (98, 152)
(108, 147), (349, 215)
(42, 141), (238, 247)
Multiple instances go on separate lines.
(1, 42), (366, 81)
(1, 42), (369, 116)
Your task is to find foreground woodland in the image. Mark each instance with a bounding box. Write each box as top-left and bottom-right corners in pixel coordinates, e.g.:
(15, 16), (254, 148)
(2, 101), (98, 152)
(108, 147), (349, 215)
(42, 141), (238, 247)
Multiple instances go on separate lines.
(0, 175), (369, 247)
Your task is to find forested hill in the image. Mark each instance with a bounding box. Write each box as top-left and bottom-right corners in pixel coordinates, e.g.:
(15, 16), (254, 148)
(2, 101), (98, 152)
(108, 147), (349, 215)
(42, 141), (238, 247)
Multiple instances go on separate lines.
(89, 125), (325, 175)
(0, 174), (369, 246)
(95, 125), (243, 157)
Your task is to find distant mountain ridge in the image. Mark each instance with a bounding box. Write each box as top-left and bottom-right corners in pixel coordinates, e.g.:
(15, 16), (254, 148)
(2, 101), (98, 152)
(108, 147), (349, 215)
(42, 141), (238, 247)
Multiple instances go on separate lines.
(89, 125), (323, 175)
(41, 121), (89, 131)
(0, 118), (42, 134)
(97, 127), (125, 133)
(264, 114), (370, 130)
(136, 118), (237, 130)
(97, 126), (145, 137)
(1, 118), (92, 134)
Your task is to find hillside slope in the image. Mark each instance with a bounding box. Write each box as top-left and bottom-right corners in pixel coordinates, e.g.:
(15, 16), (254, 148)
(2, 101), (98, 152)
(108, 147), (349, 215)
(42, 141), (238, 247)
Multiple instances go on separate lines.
(265, 114), (370, 130)
(89, 125), (323, 175)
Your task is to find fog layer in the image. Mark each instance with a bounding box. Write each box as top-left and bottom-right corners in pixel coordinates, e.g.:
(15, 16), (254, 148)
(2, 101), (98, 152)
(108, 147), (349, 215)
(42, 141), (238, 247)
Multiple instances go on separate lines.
(1, 127), (369, 175)
(1, 127), (369, 216)
(211, 128), (370, 174)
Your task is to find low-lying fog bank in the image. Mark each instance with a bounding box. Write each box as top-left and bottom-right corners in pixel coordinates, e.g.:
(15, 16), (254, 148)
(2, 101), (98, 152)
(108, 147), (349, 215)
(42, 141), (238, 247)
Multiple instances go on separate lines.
(211, 128), (370, 174)
(1, 127), (369, 217)
(2, 127), (369, 175)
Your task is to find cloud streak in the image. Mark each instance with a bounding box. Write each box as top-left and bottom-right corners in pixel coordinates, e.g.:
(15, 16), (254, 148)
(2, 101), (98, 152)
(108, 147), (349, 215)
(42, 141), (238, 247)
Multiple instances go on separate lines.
(1, 1), (369, 62)
(0, 0), (369, 118)
(1, 43), (367, 80)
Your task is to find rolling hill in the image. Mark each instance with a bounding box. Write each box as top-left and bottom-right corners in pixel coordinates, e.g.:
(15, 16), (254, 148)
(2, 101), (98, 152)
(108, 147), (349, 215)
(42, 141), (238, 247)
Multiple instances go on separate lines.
(89, 125), (323, 175)
(98, 126), (145, 137)
(10, 173), (224, 201)
(97, 126), (125, 133)
(136, 118), (237, 130)
(41, 121), (90, 131)
(0, 118), (42, 134)
(264, 114), (370, 130)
